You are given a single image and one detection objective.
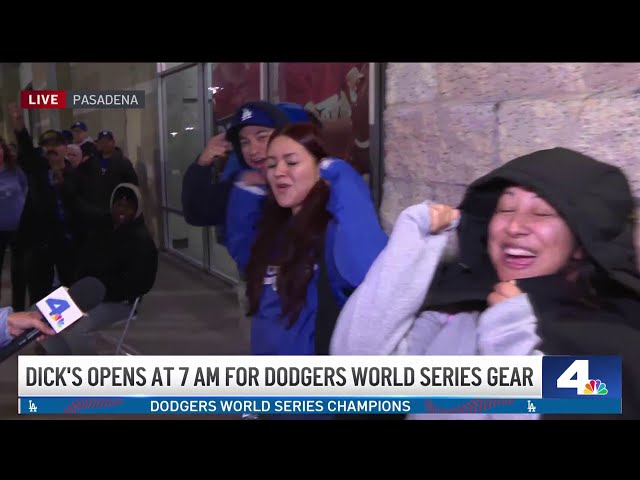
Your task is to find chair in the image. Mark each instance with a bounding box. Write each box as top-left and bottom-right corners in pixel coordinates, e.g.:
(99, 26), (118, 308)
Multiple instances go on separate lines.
(94, 296), (143, 355)
(114, 296), (142, 355)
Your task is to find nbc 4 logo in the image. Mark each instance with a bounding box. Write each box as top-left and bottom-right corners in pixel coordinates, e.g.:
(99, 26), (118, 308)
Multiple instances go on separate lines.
(49, 313), (65, 328)
(584, 379), (607, 395)
(557, 359), (608, 396)
(47, 298), (70, 328)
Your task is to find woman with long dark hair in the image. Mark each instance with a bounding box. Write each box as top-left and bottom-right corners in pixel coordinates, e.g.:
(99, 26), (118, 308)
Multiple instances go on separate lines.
(239, 122), (387, 356)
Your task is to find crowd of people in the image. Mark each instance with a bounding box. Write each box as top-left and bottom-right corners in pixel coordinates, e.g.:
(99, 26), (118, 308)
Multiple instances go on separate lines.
(0, 104), (158, 355)
(180, 99), (640, 419)
(1, 94), (638, 419)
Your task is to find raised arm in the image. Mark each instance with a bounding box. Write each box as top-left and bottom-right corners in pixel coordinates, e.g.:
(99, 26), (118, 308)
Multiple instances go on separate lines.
(181, 133), (234, 227)
(330, 202), (459, 355)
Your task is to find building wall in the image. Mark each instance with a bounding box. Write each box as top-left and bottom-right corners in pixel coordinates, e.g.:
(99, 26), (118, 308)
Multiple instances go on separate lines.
(382, 63), (640, 257)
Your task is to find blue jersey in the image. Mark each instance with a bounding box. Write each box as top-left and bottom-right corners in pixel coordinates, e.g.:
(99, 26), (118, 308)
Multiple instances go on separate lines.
(226, 158), (387, 355)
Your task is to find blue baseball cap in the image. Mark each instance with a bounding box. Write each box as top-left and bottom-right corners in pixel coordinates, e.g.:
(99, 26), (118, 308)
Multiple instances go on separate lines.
(225, 101), (290, 168)
(70, 121), (88, 131)
(97, 130), (114, 140)
(277, 102), (311, 123)
(225, 101), (289, 143)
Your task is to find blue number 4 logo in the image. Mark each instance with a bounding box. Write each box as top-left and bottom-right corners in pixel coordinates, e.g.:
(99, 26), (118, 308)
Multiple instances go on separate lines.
(46, 298), (70, 316)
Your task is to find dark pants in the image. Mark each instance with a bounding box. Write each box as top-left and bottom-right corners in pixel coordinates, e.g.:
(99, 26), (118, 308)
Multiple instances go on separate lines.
(3, 236), (76, 311)
(25, 243), (56, 305)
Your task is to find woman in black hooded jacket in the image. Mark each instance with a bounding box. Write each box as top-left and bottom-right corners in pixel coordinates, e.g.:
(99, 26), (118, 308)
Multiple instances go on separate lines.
(331, 147), (640, 419)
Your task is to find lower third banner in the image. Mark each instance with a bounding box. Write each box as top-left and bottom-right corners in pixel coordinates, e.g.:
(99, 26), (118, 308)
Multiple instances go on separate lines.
(18, 396), (622, 415)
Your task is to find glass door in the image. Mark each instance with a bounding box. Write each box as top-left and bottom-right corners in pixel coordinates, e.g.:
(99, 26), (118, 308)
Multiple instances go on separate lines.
(159, 63), (207, 267)
(203, 62), (262, 282)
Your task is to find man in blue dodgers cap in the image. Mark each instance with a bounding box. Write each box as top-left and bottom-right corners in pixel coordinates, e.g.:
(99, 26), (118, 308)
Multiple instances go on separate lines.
(181, 101), (314, 229)
(216, 102), (321, 187)
(70, 120), (98, 162)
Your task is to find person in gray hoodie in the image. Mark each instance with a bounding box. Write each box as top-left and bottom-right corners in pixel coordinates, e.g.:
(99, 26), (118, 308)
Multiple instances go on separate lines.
(331, 147), (640, 420)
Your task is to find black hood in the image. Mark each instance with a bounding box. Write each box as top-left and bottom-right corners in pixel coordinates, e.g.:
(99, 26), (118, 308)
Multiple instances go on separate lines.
(225, 101), (290, 169)
(443, 147), (640, 419)
(459, 147), (639, 296)
(424, 146), (639, 310)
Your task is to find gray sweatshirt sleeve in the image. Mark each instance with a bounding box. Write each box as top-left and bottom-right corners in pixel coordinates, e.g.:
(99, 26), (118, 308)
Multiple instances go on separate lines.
(477, 294), (543, 356)
(476, 294), (543, 420)
(330, 202), (451, 356)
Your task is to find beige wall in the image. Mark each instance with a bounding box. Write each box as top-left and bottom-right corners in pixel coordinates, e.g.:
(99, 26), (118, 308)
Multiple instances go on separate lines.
(382, 63), (640, 256)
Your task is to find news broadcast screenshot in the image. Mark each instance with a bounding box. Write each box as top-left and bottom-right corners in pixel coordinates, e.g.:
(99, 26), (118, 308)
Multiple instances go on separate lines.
(0, 62), (637, 420)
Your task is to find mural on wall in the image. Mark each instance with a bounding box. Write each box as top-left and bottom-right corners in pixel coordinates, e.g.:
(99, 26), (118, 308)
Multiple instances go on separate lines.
(277, 62), (371, 174)
(207, 62), (373, 176)
(210, 62), (261, 132)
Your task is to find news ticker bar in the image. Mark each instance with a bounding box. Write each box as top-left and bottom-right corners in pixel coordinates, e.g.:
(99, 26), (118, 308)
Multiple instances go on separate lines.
(20, 90), (145, 109)
(18, 396), (622, 415)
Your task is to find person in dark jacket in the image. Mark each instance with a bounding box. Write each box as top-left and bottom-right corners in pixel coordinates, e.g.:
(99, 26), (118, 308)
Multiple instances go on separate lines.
(40, 183), (158, 354)
(73, 130), (139, 233)
(69, 121), (98, 162)
(332, 147), (640, 420)
(181, 101), (291, 229)
(8, 102), (82, 305)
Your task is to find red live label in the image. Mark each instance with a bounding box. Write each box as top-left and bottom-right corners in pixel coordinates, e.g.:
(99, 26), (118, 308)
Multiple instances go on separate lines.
(20, 90), (66, 109)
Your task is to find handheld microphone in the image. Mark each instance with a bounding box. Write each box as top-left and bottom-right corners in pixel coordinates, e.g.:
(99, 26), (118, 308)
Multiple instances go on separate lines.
(0, 277), (106, 362)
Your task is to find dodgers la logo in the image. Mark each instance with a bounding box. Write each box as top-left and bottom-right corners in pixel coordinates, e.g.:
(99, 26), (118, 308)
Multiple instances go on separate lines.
(264, 266), (279, 291)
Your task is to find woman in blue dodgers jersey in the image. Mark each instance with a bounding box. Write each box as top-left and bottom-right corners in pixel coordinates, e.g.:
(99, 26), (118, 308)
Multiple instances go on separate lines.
(231, 122), (387, 359)
(331, 147), (640, 420)
(223, 103), (322, 275)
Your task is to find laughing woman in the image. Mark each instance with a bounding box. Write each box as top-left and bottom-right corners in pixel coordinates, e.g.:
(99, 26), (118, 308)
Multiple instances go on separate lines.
(331, 147), (640, 420)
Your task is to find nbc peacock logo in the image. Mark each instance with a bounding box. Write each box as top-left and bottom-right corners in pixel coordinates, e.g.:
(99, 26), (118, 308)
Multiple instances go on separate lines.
(50, 313), (64, 328)
(584, 379), (608, 395)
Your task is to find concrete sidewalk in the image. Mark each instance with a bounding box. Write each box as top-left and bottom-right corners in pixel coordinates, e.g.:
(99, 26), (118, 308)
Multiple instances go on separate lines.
(0, 251), (249, 420)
